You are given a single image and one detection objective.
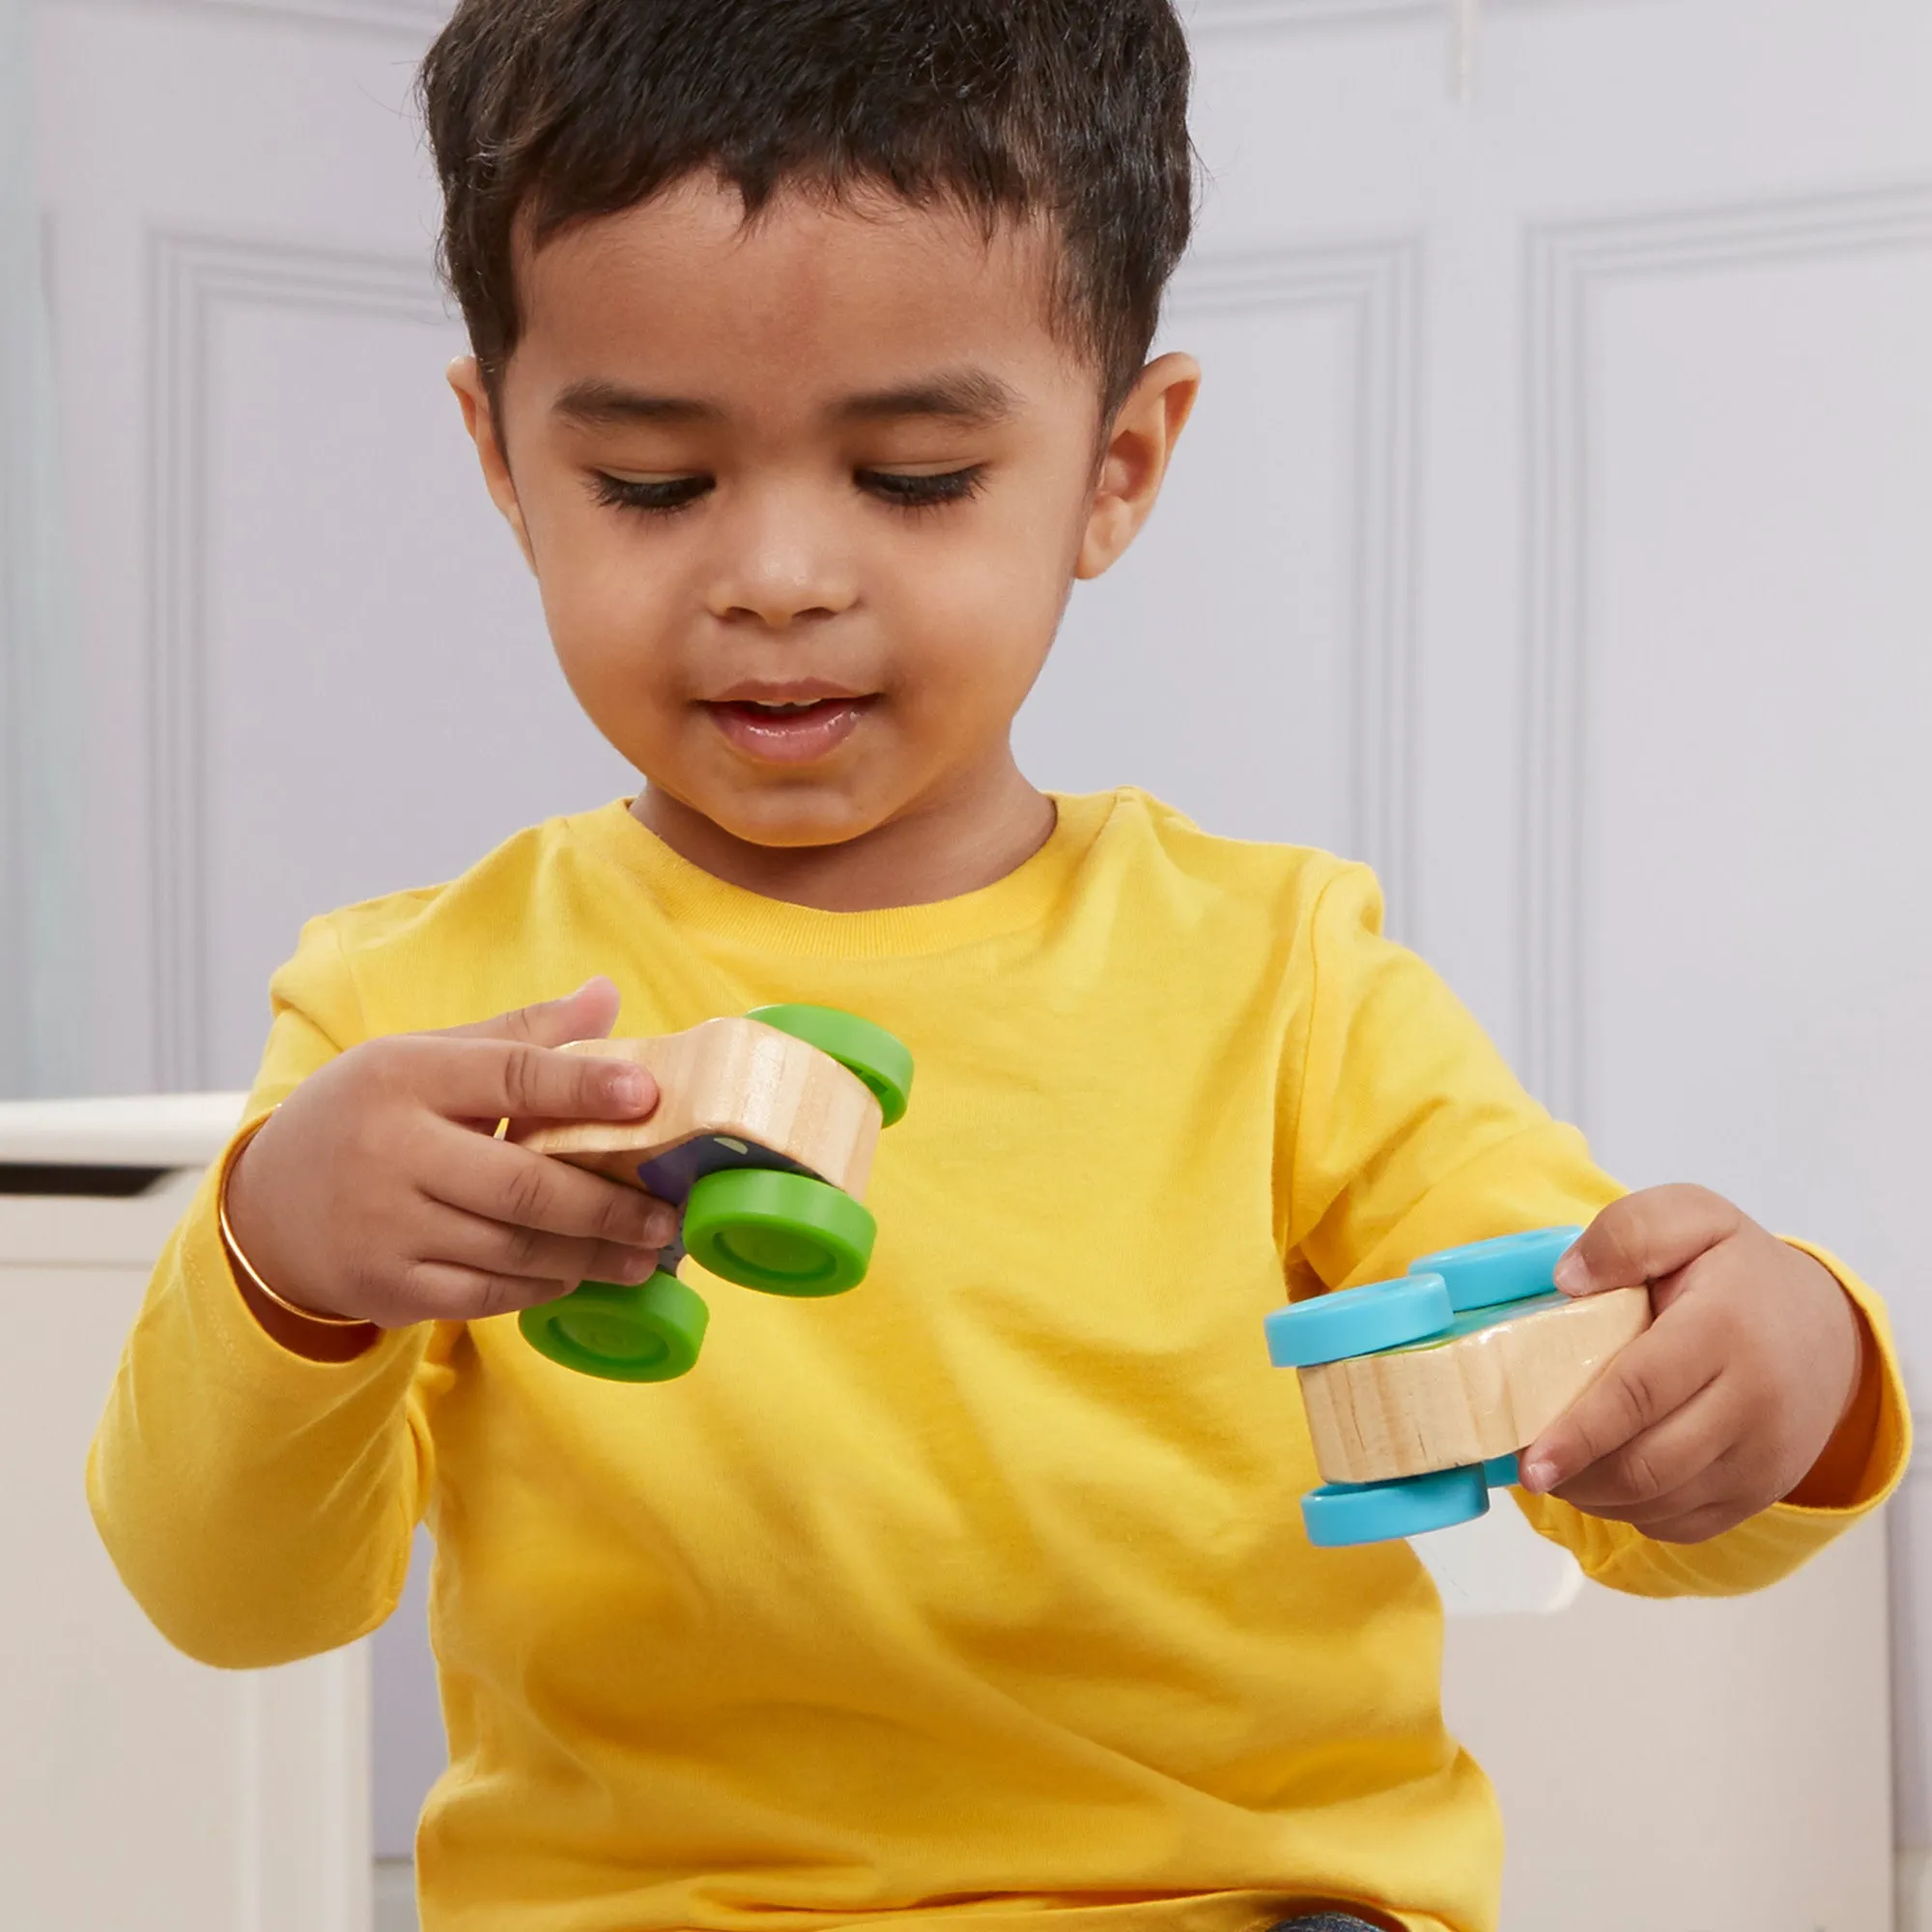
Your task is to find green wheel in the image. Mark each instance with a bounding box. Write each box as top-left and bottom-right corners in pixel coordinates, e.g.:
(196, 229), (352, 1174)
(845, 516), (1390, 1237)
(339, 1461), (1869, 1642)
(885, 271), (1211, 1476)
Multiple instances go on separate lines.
(683, 1167), (876, 1297)
(519, 1270), (710, 1382)
(746, 1004), (913, 1126)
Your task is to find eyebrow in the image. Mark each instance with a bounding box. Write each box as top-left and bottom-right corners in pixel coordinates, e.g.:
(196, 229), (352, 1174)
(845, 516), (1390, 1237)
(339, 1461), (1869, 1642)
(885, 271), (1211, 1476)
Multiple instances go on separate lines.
(551, 369), (1021, 431)
(833, 371), (1020, 427)
(552, 380), (723, 428)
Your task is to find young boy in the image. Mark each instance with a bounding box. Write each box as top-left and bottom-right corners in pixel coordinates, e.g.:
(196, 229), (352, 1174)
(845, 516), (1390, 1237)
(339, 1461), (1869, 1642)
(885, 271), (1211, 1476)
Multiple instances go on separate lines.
(89, 3), (1908, 1929)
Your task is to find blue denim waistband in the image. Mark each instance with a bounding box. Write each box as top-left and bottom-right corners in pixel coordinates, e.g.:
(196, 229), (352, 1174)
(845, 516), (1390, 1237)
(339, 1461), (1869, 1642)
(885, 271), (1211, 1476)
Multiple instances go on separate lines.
(1266, 1918), (1382, 1932)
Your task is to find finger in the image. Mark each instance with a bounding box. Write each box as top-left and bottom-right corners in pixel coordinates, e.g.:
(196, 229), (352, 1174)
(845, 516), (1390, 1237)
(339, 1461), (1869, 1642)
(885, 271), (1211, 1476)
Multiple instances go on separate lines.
(407, 1035), (659, 1127)
(1553, 1184), (1744, 1297)
(416, 1200), (668, 1291)
(1547, 1378), (1742, 1512)
(396, 1258), (581, 1324)
(1629, 1500), (1755, 1546)
(1554, 1477), (1754, 1545)
(421, 1130), (678, 1250)
(434, 977), (623, 1050)
(1520, 1296), (1727, 1493)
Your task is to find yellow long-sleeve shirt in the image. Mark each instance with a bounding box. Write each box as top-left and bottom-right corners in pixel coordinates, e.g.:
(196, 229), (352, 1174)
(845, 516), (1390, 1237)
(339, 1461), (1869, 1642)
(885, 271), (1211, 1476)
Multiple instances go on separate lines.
(89, 788), (1910, 1932)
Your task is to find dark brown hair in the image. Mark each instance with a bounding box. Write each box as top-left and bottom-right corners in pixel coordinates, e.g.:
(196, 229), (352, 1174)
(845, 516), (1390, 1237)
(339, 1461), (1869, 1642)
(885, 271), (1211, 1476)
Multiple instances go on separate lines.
(417, 0), (1195, 415)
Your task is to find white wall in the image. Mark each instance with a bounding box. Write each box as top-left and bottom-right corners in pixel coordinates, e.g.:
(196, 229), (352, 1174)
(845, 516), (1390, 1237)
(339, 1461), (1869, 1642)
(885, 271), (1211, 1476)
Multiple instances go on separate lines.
(18, 0), (1928, 1885)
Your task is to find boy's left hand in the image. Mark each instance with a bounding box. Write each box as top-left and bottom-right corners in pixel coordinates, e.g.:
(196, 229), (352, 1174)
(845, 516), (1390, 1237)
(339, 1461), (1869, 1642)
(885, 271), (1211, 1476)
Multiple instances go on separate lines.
(1519, 1184), (1872, 1542)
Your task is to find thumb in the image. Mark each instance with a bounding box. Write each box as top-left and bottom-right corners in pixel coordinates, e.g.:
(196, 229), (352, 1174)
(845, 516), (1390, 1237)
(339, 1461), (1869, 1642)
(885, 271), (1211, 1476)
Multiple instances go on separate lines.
(436, 976), (622, 1050)
(1554, 1184), (1743, 1298)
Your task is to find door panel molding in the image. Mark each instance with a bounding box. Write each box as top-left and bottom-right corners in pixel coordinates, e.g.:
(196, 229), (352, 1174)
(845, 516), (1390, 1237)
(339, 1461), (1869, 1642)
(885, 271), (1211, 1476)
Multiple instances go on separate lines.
(1520, 181), (1932, 1120)
(1169, 238), (1423, 928)
(147, 234), (448, 1088)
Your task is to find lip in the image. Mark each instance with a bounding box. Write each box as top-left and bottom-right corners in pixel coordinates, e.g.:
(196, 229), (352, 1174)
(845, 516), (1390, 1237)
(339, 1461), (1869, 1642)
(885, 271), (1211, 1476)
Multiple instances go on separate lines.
(710, 677), (873, 706)
(700, 688), (879, 765)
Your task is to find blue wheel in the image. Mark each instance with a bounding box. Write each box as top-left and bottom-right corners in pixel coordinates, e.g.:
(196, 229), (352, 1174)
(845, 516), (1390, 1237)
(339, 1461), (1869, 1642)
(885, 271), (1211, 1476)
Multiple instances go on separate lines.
(1301, 1465), (1490, 1548)
(1264, 1272), (1453, 1370)
(1408, 1226), (1584, 1313)
(1481, 1453), (1521, 1488)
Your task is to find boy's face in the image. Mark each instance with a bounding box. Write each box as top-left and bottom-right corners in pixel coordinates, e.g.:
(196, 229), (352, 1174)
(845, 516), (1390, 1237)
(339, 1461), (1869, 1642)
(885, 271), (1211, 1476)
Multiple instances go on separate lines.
(453, 178), (1195, 867)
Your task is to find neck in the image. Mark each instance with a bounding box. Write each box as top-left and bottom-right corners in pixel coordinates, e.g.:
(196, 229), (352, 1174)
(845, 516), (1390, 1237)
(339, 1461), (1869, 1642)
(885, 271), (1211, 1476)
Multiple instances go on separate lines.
(631, 753), (1058, 913)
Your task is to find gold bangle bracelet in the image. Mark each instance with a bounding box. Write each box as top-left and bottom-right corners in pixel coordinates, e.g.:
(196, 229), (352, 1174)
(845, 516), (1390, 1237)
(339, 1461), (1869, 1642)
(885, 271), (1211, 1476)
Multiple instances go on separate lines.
(217, 1110), (374, 1331)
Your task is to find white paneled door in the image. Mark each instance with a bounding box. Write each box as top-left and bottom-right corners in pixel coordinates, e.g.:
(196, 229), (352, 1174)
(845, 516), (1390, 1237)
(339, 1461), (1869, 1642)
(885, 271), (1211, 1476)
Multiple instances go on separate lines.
(26, 0), (1930, 1918)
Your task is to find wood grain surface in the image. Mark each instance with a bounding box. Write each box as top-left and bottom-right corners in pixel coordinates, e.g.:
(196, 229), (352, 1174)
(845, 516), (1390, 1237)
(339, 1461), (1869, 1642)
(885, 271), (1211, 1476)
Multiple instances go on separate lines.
(1297, 1286), (1652, 1484)
(512, 1016), (882, 1198)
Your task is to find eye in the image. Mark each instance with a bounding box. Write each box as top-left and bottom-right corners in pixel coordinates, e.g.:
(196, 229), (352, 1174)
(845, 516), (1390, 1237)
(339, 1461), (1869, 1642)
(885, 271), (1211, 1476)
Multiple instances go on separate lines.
(858, 466), (987, 511)
(590, 472), (714, 516)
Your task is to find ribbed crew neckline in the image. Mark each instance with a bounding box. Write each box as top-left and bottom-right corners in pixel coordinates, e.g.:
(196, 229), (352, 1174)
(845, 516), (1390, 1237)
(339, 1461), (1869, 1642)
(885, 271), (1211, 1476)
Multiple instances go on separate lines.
(572, 789), (1122, 960)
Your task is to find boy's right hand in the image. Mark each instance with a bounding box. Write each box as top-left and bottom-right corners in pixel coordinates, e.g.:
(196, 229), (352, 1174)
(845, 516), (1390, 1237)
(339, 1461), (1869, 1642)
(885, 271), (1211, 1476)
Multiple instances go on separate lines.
(223, 977), (675, 1331)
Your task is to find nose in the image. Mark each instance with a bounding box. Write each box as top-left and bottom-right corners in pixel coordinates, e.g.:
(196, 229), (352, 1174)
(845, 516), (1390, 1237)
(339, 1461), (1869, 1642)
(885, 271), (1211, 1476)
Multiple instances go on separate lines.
(704, 480), (859, 630)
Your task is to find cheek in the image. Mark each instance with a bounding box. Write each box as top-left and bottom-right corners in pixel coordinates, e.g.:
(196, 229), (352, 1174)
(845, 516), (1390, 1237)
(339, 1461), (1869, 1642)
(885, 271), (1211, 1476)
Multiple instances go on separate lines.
(895, 486), (1086, 695)
(513, 458), (667, 648)
(535, 525), (676, 670)
(535, 566), (689, 753)
(895, 556), (1058, 718)
(536, 569), (624, 683)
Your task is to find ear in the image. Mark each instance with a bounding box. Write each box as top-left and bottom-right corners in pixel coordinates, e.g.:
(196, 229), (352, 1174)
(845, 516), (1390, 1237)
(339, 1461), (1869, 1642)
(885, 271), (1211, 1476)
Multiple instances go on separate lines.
(448, 355), (537, 573)
(1075, 352), (1201, 582)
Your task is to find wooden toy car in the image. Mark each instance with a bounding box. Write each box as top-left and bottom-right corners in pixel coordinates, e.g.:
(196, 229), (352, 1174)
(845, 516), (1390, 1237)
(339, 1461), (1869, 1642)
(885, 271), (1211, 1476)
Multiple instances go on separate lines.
(511, 1004), (912, 1382)
(1264, 1228), (1651, 1546)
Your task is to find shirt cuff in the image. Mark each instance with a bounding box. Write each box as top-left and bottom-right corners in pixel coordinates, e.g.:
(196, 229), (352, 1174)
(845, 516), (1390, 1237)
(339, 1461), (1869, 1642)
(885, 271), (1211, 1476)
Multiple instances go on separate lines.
(1765, 1236), (1913, 1520)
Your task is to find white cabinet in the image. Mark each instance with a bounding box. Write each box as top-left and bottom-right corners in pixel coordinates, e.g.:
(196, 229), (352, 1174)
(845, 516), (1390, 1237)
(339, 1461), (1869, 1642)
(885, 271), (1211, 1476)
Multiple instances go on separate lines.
(0, 1094), (370, 1932)
(1420, 1472), (1894, 1926)
(1445, 1516), (1893, 1930)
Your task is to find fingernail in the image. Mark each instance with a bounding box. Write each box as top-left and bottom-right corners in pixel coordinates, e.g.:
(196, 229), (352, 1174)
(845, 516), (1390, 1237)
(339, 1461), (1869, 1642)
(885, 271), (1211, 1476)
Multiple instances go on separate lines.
(611, 1069), (648, 1109)
(1520, 1457), (1558, 1493)
(643, 1209), (678, 1245)
(619, 1247), (659, 1283)
(1553, 1247), (1587, 1293)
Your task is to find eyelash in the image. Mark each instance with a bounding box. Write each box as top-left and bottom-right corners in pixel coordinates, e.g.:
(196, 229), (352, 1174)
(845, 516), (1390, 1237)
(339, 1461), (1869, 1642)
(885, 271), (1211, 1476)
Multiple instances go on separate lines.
(590, 474), (712, 516)
(588, 467), (988, 518)
(859, 466), (987, 512)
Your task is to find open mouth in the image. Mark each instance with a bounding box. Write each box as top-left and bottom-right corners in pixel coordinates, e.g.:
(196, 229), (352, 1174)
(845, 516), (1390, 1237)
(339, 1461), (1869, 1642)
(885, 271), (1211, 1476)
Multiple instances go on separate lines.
(703, 693), (878, 764)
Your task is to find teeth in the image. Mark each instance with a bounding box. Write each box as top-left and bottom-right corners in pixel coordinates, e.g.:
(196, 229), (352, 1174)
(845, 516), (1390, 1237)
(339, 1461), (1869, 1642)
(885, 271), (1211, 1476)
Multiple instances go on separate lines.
(747, 699), (826, 713)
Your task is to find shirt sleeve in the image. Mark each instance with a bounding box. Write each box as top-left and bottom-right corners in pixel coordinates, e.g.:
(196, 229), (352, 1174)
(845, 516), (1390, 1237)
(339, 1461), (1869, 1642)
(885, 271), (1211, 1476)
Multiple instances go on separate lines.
(1278, 861), (1913, 1598)
(86, 915), (459, 1668)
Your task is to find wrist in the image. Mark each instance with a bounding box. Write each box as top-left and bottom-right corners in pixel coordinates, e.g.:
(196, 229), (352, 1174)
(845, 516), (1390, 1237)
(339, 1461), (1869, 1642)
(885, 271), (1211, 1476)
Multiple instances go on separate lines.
(1782, 1285), (1882, 1510)
(219, 1115), (379, 1363)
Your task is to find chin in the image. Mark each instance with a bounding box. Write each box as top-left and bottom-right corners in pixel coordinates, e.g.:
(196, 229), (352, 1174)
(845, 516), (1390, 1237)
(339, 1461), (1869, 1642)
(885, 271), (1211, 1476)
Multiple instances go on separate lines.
(703, 787), (892, 852)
